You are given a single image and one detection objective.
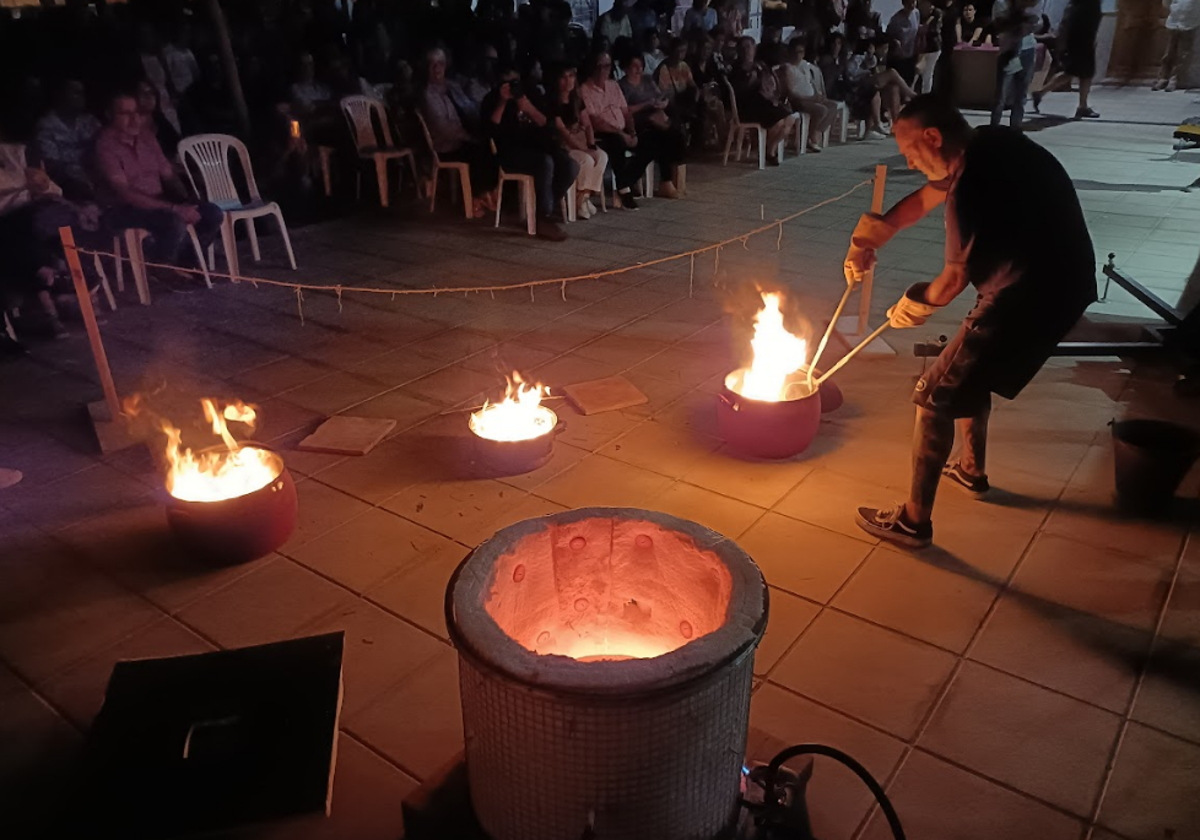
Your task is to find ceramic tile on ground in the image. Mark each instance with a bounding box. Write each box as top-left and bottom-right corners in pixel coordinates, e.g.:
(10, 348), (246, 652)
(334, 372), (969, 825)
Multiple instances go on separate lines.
(771, 610), (957, 739)
(754, 589), (820, 677)
(381, 479), (529, 545)
(680, 445), (817, 508)
(1130, 638), (1200, 745)
(599, 420), (723, 478)
(1097, 723), (1200, 840)
(280, 479), (376, 553)
(738, 512), (873, 603)
(773, 468), (902, 543)
(919, 661), (1120, 817)
(535, 454), (675, 510)
(649, 481), (765, 538)
(0, 686), (84, 839)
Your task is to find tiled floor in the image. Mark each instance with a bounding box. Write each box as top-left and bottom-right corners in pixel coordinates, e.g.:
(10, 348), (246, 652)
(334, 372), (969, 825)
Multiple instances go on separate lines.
(2, 86), (1199, 840)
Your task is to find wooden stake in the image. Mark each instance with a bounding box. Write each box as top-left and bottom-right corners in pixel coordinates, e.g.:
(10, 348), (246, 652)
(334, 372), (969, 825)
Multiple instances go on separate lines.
(857, 163), (888, 335)
(60, 227), (121, 421)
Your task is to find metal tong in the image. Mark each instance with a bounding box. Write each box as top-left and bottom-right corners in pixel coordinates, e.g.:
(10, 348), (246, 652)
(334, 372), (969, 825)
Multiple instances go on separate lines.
(805, 284), (890, 389)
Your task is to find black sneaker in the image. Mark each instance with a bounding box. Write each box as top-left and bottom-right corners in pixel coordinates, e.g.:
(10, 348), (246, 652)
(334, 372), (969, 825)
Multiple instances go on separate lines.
(619, 191), (639, 210)
(1075, 107), (1100, 119)
(942, 462), (990, 499)
(855, 504), (933, 549)
(536, 218), (568, 242)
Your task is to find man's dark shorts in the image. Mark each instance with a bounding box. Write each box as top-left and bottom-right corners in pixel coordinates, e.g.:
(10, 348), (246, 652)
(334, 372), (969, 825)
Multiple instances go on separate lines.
(913, 288), (1092, 418)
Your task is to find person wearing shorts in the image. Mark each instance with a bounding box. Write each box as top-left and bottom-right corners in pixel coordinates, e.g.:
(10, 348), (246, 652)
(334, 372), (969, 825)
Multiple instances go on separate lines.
(842, 95), (1096, 548)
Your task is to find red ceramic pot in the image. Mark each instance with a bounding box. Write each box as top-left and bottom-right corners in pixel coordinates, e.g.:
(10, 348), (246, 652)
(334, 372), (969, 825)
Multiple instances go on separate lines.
(718, 369), (822, 459)
(164, 445), (298, 565)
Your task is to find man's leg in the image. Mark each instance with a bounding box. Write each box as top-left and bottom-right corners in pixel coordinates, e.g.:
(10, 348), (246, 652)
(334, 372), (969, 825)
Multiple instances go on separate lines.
(1010, 48), (1036, 128)
(192, 202), (225, 252)
(956, 397), (991, 477)
(906, 406), (956, 526)
(133, 208), (188, 265)
(549, 148), (579, 212)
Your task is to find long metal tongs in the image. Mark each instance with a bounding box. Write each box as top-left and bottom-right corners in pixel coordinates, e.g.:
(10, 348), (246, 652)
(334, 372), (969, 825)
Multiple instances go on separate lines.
(805, 283), (891, 389)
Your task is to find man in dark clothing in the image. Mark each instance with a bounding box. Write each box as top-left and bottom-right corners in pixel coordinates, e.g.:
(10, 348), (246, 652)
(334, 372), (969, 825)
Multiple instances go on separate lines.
(843, 96), (1096, 548)
(482, 68), (577, 241)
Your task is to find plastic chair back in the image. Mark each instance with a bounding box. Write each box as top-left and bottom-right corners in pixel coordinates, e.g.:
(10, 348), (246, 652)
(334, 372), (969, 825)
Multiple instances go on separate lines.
(414, 110), (441, 166)
(178, 134), (261, 209)
(722, 76), (743, 125)
(340, 95), (395, 152)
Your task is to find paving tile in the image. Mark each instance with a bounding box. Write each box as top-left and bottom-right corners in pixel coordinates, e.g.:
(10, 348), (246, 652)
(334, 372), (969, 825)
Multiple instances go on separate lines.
(1098, 723), (1200, 840)
(400, 366), (502, 407)
(176, 556), (356, 649)
(681, 444), (818, 508)
(834, 545), (1000, 653)
(381, 478), (530, 544)
(0, 685), (84, 839)
(366, 549), (467, 639)
(279, 373), (390, 417)
(653, 387), (722, 437)
(347, 647), (463, 779)
(860, 750), (1084, 840)
(230, 356), (338, 396)
(312, 429), (456, 505)
(772, 610), (957, 739)
(338, 389), (441, 433)
(287, 506), (466, 594)
(754, 588), (820, 677)
(627, 344), (729, 388)
(738, 512), (873, 603)
(349, 347), (449, 386)
(493, 441), (589, 492)
(280, 478), (375, 553)
(534, 454), (675, 510)
(302, 601), (450, 718)
(773, 468), (902, 543)
(1130, 637), (1200, 745)
(749, 683), (906, 840)
(599, 420), (723, 478)
(919, 661), (1121, 817)
(551, 407), (644, 451)
(39, 617), (215, 728)
(3, 462), (154, 533)
(649, 481), (765, 538)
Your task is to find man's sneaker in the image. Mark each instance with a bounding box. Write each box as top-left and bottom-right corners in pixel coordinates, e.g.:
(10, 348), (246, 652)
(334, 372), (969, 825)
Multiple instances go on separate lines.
(1075, 107), (1100, 119)
(855, 504), (933, 549)
(619, 191), (639, 210)
(941, 462), (990, 499)
(536, 218), (568, 242)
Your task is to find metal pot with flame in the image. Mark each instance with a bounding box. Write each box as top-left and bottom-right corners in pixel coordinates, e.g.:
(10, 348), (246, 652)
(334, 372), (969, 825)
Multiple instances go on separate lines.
(157, 400), (298, 565)
(719, 293), (839, 460)
(469, 374), (564, 475)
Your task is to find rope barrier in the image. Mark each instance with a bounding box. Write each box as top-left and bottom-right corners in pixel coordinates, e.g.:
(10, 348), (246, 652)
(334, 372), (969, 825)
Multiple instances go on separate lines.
(70, 181), (871, 303)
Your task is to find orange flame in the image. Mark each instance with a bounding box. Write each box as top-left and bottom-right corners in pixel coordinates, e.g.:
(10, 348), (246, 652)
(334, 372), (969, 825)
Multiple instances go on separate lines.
(469, 373), (555, 442)
(736, 292), (809, 402)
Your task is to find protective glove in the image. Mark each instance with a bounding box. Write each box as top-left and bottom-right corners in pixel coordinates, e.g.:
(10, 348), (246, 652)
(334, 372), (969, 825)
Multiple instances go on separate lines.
(886, 282), (941, 329)
(844, 212), (899, 286)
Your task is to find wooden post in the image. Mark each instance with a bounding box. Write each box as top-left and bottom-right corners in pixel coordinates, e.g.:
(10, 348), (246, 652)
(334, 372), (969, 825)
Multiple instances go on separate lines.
(60, 227), (121, 422)
(857, 163), (889, 335)
(206, 0), (252, 138)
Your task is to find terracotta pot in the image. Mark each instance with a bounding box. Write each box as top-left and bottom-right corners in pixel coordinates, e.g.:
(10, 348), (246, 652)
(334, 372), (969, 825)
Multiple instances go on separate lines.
(471, 410), (564, 475)
(718, 369), (822, 459)
(164, 445), (298, 565)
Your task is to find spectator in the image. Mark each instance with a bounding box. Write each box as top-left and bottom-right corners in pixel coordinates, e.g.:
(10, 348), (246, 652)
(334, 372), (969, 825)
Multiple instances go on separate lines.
(290, 52), (333, 118)
(870, 39), (918, 122)
(642, 29), (667, 75)
(1155, 0), (1199, 91)
(758, 25), (786, 67)
(628, 0), (660, 36)
(990, 0), (1039, 128)
(915, 2), (943, 94)
(846, 0), (883, 40)
(597, 0), (634, 45)
(134, 22), (181, 136)
(1032, 0), (1101, 118)
(327, 52), (377, 99)
(420, 47), (498, 219)
(546, 64), (609, 219)
(658, 37), (702, 139)
(580, 51), (653, 209)
(957, 3), (984, 45)
(33, 78), (101, 201)
(688, 35), (729, 148)
(683, 0), (718, 33)
(94, 92), (224, 284)
(162, 19), (201, 98)
(482, 67), (577, 240)
(136, 79), (182, 158)
(886, 0), (921, 85)
(778, 40), (837, 152)
(842, 40), (889, 137)
(818, 32), (849, 99)
(619, 54), (686, 198)
(716, 0), (746, 34)
(729, 36), (797, 165)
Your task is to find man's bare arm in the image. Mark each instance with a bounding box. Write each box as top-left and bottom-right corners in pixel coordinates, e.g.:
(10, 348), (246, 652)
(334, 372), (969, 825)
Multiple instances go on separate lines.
(881, 182), (946, 232)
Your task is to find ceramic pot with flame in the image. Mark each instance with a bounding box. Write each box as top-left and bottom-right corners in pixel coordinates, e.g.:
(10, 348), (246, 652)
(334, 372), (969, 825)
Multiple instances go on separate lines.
(718, 369), (823, 460)
(471, 409), (565, 475)
(164, 444), (298, 565)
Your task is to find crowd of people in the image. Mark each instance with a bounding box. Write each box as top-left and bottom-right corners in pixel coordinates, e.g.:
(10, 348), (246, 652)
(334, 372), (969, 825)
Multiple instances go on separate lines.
(0, 0), (1110, 347)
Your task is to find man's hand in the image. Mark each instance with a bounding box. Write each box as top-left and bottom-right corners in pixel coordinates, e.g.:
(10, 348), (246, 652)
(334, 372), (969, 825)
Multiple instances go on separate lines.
(886, 282), (942, 328)
(499, 82), (514, 101)
(172, 204), (202, 225)
(26, 168), (52, 196)
(844, 212), (898, 286)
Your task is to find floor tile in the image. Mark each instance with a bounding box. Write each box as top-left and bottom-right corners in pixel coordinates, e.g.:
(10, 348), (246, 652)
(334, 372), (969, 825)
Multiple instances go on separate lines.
(680, 445), (818, 508)
(340, 389), (441, 433)
(649, 481), (765, 538)
(347, 647), (463, 779)
(280, 478), (375, 553)
(738, 513), (873, 603)
(833, 545), (1000, 653)
(599, 420), (723, 478)
(860, 750), (1084, 840)
(1097, 723), (1200, 840)
(281, 373), (389, 417)
(749, 683), (906, 840)
(287, 507), (465, 594)
(381, 478), (529, 544)
(176, 557), (356, 649)
(1130, 637), (1200, 745)
(3, 463), (153, 533)
(920, 662), (1120, 816)
(754, 589), (820, 677)
(0, 686), (84, 839)
(400, 366), (502, 407)
(773, 468), (902, 543)
(534, 454), (675, 509)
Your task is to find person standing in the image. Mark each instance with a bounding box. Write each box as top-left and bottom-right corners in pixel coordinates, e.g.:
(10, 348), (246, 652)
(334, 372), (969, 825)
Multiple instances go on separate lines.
(683, 0), (719, 33)
(1154, 0), (1200, 91)
(914, 0), (944, 94)
(843, 96), (1096, 547)
(887, 0), (923, 86)
(989, 0), (1039, 128)
(1032, 0), (1102, 118)
(597, 0), (634, 45)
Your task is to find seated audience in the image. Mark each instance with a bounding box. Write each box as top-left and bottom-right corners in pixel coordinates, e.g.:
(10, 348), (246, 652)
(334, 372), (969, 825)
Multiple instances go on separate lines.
(729, 36), (797, 165)
(619, 54), (686, 198)
(579, 50), (653, 210)
(546, 64), (609, 219)
(818, 32), (850, 99)
(420, 47), (498, 218)
(684, 0), (719, 32)
(33, 79), (101, 201)
(841, 40), (888, 136)
(687, 36), (729, 148)
(642, 29), (667, 75)
(482, 67), (577, 241)
(657, 37), (703, 143)
(596, 1), (634, 45)
(290, 52), (333, 118)
(94, 92), (224, 282)
(137, 79), (182, 157)
(778, 39), (837, 152)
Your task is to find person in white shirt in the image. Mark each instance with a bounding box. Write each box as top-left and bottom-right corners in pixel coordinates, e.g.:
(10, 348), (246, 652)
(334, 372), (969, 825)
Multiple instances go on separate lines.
(683, 0), (718, 33)
(1155, 0), (1200, 91)
(886, 0), (922, 85)
(778, 40), (838, 151)
(597, 1), (634, 45)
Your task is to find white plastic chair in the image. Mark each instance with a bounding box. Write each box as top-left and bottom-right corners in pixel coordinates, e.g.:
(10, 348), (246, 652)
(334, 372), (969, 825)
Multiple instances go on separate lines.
(790, 111), (812, 155)
(415, 111), (473, 219)
(178, 134), (298, 282)
(490, 140), (537, 236)
(340, 95), (419, 208)
(109, 227), (213, 306)
(722, 77), (784, 170)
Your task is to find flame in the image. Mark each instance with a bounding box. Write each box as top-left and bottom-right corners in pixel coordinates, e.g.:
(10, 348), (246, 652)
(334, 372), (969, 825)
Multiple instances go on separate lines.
(470, 373), (556, 442)
(737, 292), (809, 402)
(142, 398), (279, 503)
